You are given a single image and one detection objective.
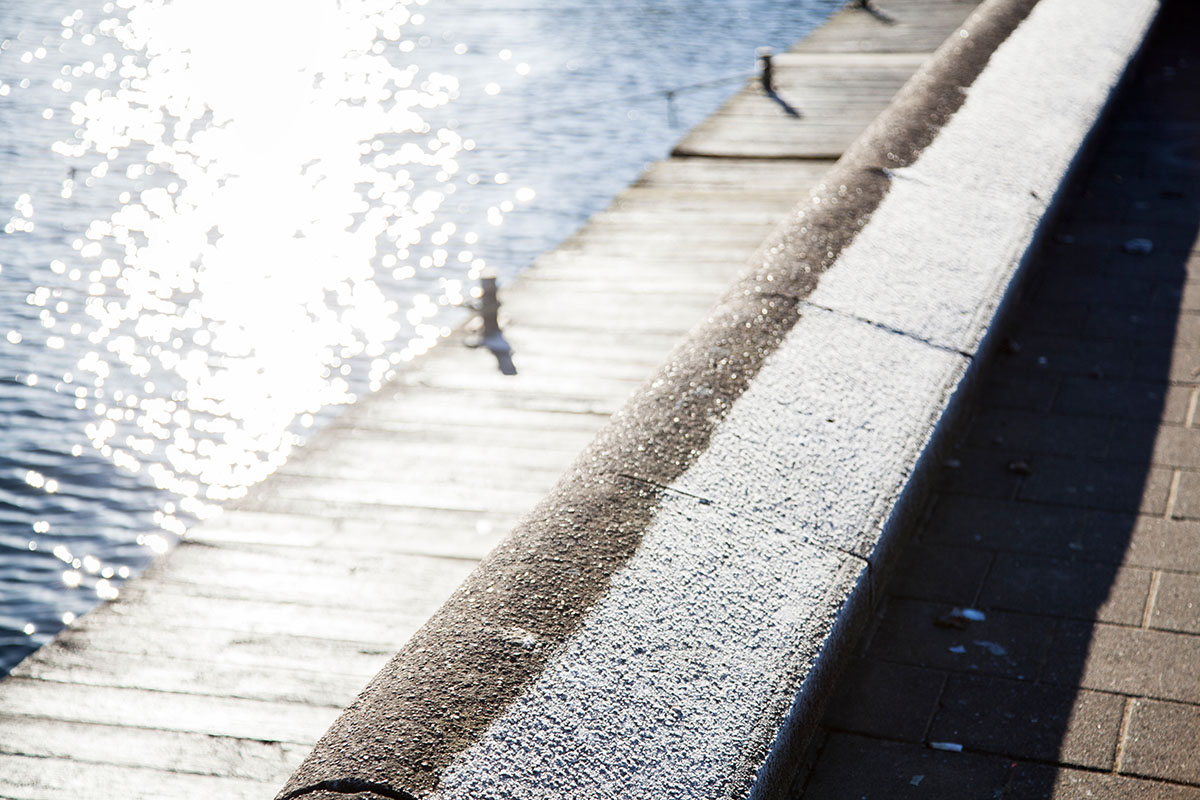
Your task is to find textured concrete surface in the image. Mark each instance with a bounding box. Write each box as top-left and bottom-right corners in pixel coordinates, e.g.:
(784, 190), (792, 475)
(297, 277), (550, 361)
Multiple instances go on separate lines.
(280, 1), (1157, 799)
(799, 3), (1200, 795)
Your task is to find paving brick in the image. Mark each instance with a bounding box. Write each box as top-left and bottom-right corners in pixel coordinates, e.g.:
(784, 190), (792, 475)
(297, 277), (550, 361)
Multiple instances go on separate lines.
(925, 496), (1097, 560)
(930, 675), (1122, 770)
(1090, 513), (1200, 572)
(1055, 378), (1190, 424)
(1065, 196), (1166, 237)
(801, 733), (1019, 799)
(1054, 242), (1195, 282)
(1006, 333), (1136, 380)
(822, 659), (945, 742)
(1108, 420), (1183, 465)
(978, 364), (1059, 413)
(1149, 571), (1200, 634)
(1122, 698), (1200, 785)
(1084, 309), (1180, 346)
(966, 409), (1109, 458)
(1018, 458), (1172, 515)
(887, 544), (993, 605)
(1154, 281), (1200, 312)
(1010, 303), (1092, 337)
(935, 448), (1025, 500)
(1126, 198), (1200, 234)
(1170, 470), (1200, 520)
(979, 554), (1150, 625)
(1010, 762), (1200, 799)
(1046, 621), (1200, 704)
(1180, 314), (1200, 348)
(1148, 426), (1200, 470)
(1033, 274), (1156, 310)
(867, 598), (1054, 681)
(1134, 344), (1200, 385)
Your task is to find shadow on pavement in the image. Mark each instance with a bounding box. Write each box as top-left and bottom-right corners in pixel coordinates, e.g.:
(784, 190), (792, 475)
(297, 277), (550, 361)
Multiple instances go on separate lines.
(801, 1), (1200, 796)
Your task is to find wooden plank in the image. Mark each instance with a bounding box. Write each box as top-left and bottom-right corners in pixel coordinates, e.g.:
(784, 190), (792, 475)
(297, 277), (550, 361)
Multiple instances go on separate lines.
(247, 472), (549, 517)
(592, 207), (788, 227)
(277, 439), (584, 481)
(276, 441), (575, 481)
(358, 386), (619, 425)
(118, 546), (478, 615)
(31, 620), (401, 674)
(772, 51), (934, 67)
(529, 249), (759, 272)
(0, 677), (338, 744)
(524, 256), (750, 283)
(408, 346), (689, 383)
(793, 0), (985, 54)
(140, 564), (471, 610)
(94, 589), (431, 645)
(557, 224), (780, 251)
(14, 643), (374, 703)
(337, 412), (605, 440)
(0, 752), (275, 800)
(0, 714), (309, 778)
(229, 493), (528, 532)
(612, 187), (806, 208)
(515, 273), (735, 298)
(187, 508), (516, 559)
(635, 157), (834, 190)
(550, 239), (762, 260)
(148, 535), (475, 577)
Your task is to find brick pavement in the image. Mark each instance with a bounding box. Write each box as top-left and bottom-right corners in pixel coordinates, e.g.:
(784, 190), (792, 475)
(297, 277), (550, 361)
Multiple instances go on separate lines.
(796, 2), (1200, 797)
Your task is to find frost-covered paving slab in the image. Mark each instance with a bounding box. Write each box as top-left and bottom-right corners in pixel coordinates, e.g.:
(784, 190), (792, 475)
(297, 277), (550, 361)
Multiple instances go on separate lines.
(805, 0), (1157, 355)
(279, 0), (1159, 798)
(434, 494), (854, 800)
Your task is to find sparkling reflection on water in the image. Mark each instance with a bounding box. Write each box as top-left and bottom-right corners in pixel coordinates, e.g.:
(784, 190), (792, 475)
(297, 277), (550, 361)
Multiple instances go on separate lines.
(0, 0), (839, 670)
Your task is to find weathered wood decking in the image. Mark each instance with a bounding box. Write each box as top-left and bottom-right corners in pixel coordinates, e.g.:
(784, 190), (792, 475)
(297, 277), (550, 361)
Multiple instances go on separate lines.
(0, 2), (981, 797)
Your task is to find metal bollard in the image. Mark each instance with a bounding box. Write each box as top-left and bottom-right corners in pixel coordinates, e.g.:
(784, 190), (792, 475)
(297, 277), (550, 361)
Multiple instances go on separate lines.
(478, 274), (502, 341)
(757, 47), (774, 94)
(664, 89), (679, 129)
(853, 0), (896, 24)
(467, 273), (517, 375)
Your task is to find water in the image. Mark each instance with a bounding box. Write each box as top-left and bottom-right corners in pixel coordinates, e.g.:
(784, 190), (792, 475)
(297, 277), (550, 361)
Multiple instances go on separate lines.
(0, 0), (839, 673)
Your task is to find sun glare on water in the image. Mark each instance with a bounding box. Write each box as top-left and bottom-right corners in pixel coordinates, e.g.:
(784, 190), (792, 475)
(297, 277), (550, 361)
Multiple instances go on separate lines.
(12, 0), (524, 539)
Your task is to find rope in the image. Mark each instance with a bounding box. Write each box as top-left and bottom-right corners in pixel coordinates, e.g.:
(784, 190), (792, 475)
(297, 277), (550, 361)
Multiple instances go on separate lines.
(448, 71), (754, 125)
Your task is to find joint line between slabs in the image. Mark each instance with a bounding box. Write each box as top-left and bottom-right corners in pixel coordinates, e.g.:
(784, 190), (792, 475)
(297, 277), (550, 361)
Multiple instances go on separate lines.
(1187, 386), (1199, 428)
(797, 300), (973, 359)
(1164, 469), (1183, 520)
(1113, 696), (1137, 775)
(1141, 569), (1163, 629)
(616, 472), (873, 568)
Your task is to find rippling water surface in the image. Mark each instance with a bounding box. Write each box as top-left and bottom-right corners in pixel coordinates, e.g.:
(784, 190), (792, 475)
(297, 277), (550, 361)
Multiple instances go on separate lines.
(0, 0), (839, 671)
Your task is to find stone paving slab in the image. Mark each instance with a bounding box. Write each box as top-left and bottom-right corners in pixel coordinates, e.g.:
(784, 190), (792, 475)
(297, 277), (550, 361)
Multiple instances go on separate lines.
(1124, 699), (1200, 784)
(930, 675), (1123, 770)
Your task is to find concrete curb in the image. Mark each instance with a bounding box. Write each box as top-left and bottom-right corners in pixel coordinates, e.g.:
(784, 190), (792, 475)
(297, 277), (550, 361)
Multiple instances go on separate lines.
(277, 1), (1161, 798)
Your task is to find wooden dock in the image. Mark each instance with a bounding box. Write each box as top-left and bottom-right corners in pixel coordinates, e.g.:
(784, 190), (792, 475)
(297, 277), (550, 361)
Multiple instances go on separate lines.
(0, 2), (982, 797)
